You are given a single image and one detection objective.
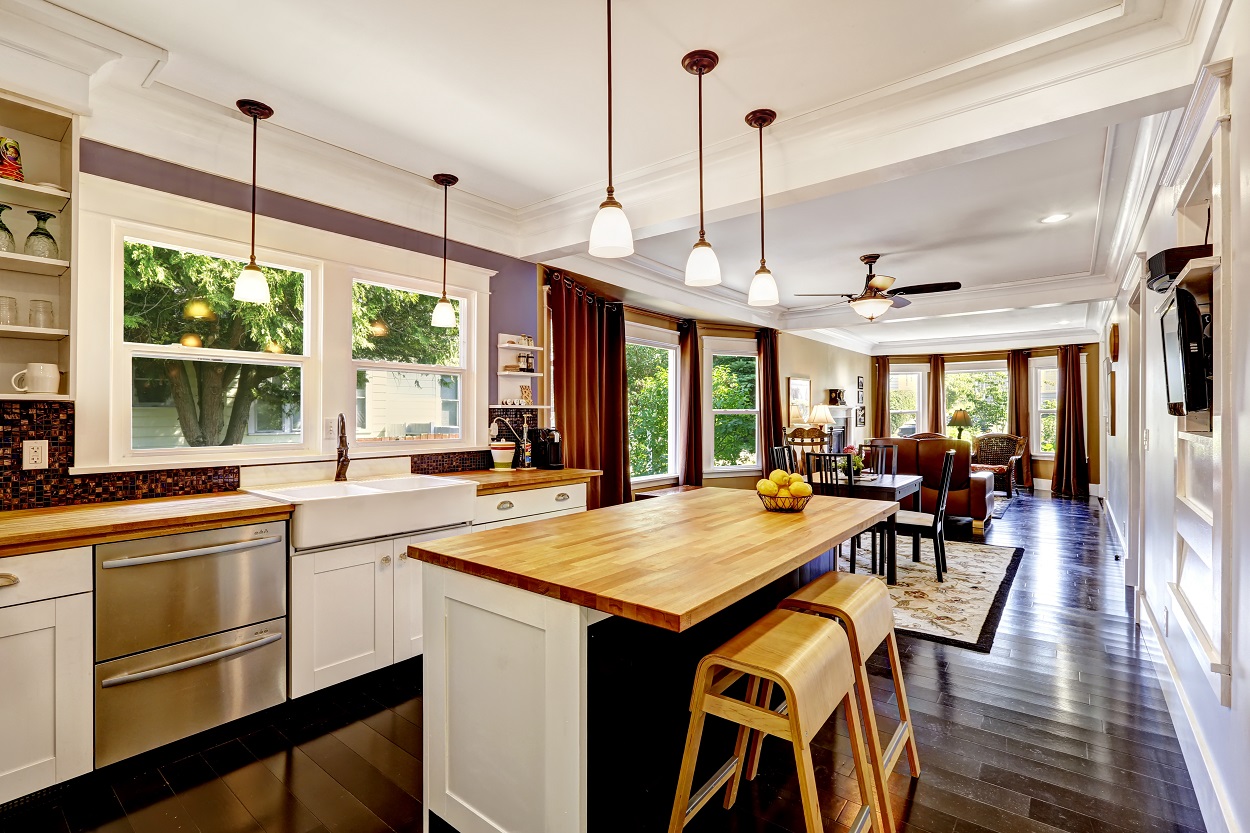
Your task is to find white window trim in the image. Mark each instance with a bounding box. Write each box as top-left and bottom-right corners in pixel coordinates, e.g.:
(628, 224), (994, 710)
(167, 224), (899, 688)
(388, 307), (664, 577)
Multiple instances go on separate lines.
(625, 321), (680, 484)
(943, 360), (1009, 436)
(888, 363), (929, 437)
(1029, 354), (1088, 459)
(703, 336), (761, 476)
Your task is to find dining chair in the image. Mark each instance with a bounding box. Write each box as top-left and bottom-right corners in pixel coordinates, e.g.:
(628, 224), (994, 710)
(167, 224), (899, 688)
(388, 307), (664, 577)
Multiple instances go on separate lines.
(805, 452), (880, 574)
(770, 445), (797, 474)
(858, 443), (898, 478)
(896, 449), (954, 582)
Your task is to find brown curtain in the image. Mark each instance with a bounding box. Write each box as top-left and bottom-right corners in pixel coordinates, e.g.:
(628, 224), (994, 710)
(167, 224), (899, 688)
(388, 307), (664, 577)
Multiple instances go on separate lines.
(1006, 349), (1033, 488)
(928, 355), (946, 434)
(871, 356), (890, 438)
(678, 319), (703, 486)
(549, 272), (631, 508)
(757, 328), (784, 459)
(1052, 344), (1089, 498)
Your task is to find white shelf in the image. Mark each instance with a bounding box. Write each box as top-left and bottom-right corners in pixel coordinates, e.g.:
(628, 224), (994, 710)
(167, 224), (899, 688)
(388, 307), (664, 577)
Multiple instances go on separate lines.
(0, 179), (71, 213)
(0, 324), (69, 341)
(498, 371), (543, 377)
(1155, 256), (1219, 313)
(0, 393), (70, 401)
(489, 404), (551, 409)
(0, 250), (70, 277)
(498, 342), (543, 352)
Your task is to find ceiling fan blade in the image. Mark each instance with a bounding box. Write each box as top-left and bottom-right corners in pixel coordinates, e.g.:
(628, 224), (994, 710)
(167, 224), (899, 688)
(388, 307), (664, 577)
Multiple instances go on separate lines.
(795, 300), (850, 312)
(793, 293), (855, 298)
(890, 296), (912, 309)
(889, 281), (962, 296)
(868, 274), (896, 291)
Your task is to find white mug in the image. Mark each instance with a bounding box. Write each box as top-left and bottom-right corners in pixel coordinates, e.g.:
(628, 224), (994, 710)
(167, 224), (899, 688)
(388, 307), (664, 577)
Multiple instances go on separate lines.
(11, 362), (60, 394)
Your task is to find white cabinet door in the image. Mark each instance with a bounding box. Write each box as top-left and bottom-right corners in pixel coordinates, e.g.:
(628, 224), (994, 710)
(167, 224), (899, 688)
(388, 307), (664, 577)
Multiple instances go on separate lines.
(394, 526), (473, 663)
(290, 541), (394, 697)
(0, 592), (92, 805)
(471, 506), (584, 533)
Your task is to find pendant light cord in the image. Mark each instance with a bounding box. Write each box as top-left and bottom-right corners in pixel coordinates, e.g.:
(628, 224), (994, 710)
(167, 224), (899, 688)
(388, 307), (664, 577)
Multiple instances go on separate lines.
(605, 0), (614, 196)
(250, 114), (258, 262)
(758, 125), (765, 266)
(442, 183), (449, 296)
(697, 68), (706, 242)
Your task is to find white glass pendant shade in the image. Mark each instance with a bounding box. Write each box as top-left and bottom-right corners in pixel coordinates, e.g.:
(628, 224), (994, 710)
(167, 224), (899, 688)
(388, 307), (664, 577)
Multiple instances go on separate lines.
(849, 296), (893, 321)
(684, 240), (721, 286)
(589, 197), (634, 258)
(748, 265), (779, 306)
(233, 260), (270, 304)
(431, 296), (457, 328)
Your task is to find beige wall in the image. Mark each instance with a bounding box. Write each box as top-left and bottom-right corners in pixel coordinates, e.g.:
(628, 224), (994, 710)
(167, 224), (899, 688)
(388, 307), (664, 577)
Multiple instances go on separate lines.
(777, 332), (874, 447)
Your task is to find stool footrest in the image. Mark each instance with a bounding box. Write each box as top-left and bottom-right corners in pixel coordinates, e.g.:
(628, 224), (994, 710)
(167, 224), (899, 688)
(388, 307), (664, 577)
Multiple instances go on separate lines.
(685, 757), (738, 822)
(884, 721), (910, 772)
(703, 693), (791, 740)
(849, 803), (873, 833)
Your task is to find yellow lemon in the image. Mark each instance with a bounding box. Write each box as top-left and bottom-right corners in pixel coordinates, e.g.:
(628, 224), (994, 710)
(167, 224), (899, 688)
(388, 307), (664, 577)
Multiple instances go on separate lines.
(769, 469), (791, 486)
(788, 472), (805, 486)
(789, 482), (813, 498)
(776, 487), (792, 498)
(756, 479), (779, 497)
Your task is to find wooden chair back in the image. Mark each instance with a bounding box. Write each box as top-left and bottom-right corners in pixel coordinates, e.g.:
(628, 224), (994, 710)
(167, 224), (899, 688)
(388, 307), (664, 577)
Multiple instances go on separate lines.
(770, 445), (797, 474)
(805, 452), (855, 496)
(933, 449), (956, 526)
(785, 427), (828, 474)
(858, 443), (898, 477)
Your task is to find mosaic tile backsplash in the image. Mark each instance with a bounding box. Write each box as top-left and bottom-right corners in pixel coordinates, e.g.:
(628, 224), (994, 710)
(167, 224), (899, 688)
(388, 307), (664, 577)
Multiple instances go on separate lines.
(410, 449), (494, 475)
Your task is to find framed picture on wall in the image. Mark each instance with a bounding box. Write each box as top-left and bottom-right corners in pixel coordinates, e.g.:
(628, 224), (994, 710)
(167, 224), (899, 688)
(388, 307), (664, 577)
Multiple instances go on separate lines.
(855, 406), (866, 427)
(787, 376), (811, 425)
(857, 375), (864, 390)
(856, 389), (864, 405)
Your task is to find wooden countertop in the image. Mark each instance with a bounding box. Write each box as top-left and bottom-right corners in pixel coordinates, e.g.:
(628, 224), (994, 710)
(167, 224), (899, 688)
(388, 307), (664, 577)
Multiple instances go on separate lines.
(438, 468), (601, 495)
(414, 487), (894, 632)
(0, 492), (293, 558)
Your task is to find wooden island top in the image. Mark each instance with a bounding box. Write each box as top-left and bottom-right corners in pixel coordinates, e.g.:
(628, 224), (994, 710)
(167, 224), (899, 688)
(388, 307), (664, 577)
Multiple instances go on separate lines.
(413, 487), (894, 632)
(437, 467), (600, 495)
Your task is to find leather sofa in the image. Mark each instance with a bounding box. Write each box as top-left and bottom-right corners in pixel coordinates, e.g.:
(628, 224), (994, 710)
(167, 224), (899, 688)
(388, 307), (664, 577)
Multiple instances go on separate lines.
(869, 436), (995, 530)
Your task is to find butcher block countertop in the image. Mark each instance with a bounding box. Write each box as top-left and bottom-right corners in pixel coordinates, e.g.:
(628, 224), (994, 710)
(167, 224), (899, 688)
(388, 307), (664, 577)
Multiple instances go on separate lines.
(414, 487), (895, 632)
(438, 468), (601, 495)
(0, 492), (293, 558)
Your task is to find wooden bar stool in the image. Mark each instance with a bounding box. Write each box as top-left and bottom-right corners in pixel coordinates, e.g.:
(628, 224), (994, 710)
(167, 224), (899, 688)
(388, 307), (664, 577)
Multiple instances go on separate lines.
(777, 572), (921, 833)
(668, 609), (884, 833)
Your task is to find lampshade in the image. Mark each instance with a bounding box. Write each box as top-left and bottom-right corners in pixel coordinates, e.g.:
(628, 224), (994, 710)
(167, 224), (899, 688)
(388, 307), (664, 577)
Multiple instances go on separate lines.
(684, 240), (721, 286)
(748, 265), (778, 306)
(589, 198), (634, 258)
(789, 405), (804, 424)
(849, 295), (893, 321)
(808, 404), (835, 425)
(431, 296), (457, 328)
(948, 409), (973, 428)
(233, 261), (270, 304)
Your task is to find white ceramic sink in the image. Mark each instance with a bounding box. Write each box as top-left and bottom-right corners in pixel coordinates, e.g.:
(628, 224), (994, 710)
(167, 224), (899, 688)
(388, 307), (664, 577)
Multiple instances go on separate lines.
(247, 474), (476, 551)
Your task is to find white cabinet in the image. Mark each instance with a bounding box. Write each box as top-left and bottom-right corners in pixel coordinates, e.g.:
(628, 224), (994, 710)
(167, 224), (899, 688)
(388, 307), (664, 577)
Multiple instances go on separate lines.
(473, 483), (588, 528)
(0, 547), (92, 805)
(393, 536), (425, 663)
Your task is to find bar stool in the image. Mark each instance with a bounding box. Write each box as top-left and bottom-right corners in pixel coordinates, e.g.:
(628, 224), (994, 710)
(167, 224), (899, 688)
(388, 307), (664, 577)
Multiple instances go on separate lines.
(777, 572), (921, 833)
(668, 609), (884, 833)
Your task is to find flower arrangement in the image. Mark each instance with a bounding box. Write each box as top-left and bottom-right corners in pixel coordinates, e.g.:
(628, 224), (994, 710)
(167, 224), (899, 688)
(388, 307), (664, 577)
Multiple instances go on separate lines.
(840, 444), (865, 475)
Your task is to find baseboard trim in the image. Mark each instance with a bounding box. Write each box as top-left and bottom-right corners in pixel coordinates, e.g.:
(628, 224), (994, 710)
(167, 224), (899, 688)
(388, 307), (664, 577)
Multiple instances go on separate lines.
(1139, 596), (1236, 833)
(1032, 478), (1051, 492)
(1103, 498), (1128, 556)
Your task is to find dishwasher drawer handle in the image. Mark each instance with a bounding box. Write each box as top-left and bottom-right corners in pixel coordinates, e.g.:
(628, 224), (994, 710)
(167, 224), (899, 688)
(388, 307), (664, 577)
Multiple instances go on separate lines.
(100, 536), (284, 569)
(555, 492), (570, 502)
(497, 500), (514, 511)
(100, 633), (283, 688)
(0, 574), (17, 588)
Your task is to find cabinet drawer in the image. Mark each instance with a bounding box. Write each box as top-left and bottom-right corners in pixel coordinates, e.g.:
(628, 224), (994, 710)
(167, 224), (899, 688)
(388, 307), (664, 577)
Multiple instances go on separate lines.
(473, 484), (587, 524)
(0, 548), (92, 610)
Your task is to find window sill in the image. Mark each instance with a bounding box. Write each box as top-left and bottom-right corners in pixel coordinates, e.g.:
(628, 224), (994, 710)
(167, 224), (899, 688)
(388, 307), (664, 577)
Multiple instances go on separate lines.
(704, 468), (763, 480)
(1030, 452), (1056, 461)
(632, 474), (679, 488)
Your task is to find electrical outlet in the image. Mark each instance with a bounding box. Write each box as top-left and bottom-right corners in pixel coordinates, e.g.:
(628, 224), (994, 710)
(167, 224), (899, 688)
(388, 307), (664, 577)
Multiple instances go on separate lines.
(22, 440), (49, 470)
(323, 418), (336, 440)
(1142, 428), (1150, 450)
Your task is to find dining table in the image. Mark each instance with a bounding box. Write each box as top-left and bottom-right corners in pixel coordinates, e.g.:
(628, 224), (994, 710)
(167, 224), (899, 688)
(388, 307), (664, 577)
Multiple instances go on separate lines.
(811, 472), (923, 585)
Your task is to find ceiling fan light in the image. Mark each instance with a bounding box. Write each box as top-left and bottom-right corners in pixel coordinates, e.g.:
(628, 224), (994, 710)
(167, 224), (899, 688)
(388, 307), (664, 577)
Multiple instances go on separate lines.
(684, 239), (721, 286)
(233, 260), (271, 304)
(849, 296), (893, 321)
(588, 195), (634, 258)
(431, 295), (457, 328)
(748, 265), (778, 306)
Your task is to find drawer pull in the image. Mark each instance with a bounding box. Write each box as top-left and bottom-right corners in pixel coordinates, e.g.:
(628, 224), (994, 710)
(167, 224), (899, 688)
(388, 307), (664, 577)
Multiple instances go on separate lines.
(0, 573), (18, 588)
(100, 633), (283, 688)
(101, 536), (284, 569)
(555, 492), (570, 502)
(497, 500), (515, 511)
(380, 555), (392, 565)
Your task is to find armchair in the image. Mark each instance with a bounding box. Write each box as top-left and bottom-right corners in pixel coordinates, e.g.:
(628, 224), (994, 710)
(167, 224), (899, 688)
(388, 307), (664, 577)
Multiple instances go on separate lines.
(971, 433), (1027, 495)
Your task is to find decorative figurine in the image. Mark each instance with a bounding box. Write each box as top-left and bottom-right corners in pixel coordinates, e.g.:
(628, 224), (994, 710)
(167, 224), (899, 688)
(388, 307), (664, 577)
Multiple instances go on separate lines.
(0, 138), (22, 182)
(830, 389), (846, 406)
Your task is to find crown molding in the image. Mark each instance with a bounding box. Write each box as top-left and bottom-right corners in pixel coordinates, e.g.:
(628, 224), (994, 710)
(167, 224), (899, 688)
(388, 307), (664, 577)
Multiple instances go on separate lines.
(866, 326), (1104, 357)
(788, 328), (876, 357)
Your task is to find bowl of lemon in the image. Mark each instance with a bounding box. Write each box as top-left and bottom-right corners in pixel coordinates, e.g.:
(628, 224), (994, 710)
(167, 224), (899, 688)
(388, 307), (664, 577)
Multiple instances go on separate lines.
(757, 469), (814, 513)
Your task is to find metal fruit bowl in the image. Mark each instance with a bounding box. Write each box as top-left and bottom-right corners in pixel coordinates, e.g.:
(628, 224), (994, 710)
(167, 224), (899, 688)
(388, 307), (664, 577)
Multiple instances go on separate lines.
(758, 493), (812, 513)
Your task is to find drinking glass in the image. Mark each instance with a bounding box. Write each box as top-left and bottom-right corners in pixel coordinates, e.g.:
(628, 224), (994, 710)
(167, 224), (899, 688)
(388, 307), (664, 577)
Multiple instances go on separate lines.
(0, 296), (16, 325)
(29, 299), (54, 329)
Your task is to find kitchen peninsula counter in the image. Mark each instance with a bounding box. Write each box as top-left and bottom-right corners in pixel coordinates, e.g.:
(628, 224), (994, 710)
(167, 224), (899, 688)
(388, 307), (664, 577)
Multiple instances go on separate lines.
(413, 487), (896, 833)
(435, 467), (600, 495)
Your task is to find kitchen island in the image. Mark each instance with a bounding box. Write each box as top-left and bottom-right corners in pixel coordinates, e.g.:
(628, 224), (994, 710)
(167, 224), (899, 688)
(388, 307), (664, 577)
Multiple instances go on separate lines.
(413, 487), (895, 833)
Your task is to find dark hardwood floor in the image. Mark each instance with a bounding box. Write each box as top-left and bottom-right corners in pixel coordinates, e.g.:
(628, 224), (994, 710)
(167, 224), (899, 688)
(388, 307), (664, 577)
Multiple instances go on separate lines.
(0, 493), (1206, 833)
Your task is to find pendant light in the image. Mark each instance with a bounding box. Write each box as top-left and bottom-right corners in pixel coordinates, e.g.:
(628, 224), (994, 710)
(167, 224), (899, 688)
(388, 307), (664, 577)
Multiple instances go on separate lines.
(234, 99), (274, 304)
(588, 0), (633, 258)
(682, 50), (721, 287)
(745, 108), (779, 307)
(431, 173), (459, 328)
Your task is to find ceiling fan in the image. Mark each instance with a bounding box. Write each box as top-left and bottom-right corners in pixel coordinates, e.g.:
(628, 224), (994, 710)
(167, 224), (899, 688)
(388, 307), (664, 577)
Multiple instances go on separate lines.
(795, 254), (961, 321)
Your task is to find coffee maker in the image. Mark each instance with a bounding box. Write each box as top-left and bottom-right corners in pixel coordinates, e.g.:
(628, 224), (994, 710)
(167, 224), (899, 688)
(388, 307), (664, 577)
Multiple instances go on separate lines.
(531, 428), (564, 470)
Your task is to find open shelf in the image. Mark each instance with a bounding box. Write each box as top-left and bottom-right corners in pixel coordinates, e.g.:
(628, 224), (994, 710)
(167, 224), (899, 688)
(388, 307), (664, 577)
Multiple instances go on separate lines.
(0, 250), (70, 277)
(0, 324), (69, 341)
(489, 404), (551, 409)
(0, 179), (71, 213)
(498, 343), (542, 351)
(498, 371), (543, 378)
(0, 392), (70, 401)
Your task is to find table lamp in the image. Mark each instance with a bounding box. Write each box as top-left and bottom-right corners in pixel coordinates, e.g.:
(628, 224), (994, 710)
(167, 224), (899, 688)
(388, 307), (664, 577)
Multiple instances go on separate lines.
(789, 404), (805, 426)
(948, 409), (973, 440)
(808, 403), (835, 447)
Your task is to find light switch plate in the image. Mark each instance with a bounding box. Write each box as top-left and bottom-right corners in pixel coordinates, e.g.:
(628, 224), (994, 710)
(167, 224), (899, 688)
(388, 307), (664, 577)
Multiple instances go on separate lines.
(323, 418), (336, 440)
(22, 440), (49, 470)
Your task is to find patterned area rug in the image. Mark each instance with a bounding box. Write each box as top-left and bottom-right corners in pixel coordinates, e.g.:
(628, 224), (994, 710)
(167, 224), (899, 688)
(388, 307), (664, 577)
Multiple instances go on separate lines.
(836, 539), (1024, 652)
(991, 495), (1014, 519)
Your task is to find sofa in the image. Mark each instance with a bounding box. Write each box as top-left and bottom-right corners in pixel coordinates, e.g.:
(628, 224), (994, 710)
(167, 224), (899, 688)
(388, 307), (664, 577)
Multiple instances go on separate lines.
(868, 436), (995, 530)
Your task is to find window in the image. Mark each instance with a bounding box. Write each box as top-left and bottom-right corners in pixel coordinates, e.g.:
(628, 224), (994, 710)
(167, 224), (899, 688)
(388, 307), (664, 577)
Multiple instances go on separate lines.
(352, 279), (465, 443)
(122, 239), (309, 451)
(1029, 355), (1087, 457)
(708, 348), (759, 470)
(888, 368), (926, 437)
(625, 341), (678, 479)
(943, 362), (1009, 438)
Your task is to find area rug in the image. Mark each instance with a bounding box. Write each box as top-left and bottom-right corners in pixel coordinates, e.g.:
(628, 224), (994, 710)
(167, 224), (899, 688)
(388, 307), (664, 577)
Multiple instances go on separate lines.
(991, 495), (1014, 519)
(836, 539), (1024, 652)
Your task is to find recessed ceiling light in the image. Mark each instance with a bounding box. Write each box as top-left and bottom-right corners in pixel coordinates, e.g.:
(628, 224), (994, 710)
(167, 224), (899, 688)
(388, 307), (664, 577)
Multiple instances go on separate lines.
(1040, 213), (1070, 224)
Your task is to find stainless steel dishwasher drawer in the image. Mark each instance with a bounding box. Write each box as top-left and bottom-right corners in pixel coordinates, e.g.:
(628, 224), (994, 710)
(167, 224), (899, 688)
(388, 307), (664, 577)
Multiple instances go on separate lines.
(95, 522), (287, 661)
(95, 618), (286, 767)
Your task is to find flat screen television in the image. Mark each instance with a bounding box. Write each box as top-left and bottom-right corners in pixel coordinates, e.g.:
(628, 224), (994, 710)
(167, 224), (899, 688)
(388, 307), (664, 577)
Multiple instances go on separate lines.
(1159, 287), (1210, 416)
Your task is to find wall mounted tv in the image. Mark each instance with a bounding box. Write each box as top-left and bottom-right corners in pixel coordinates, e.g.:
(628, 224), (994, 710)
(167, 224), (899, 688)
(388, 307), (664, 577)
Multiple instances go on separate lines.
(1159, 287), (1210, 416)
